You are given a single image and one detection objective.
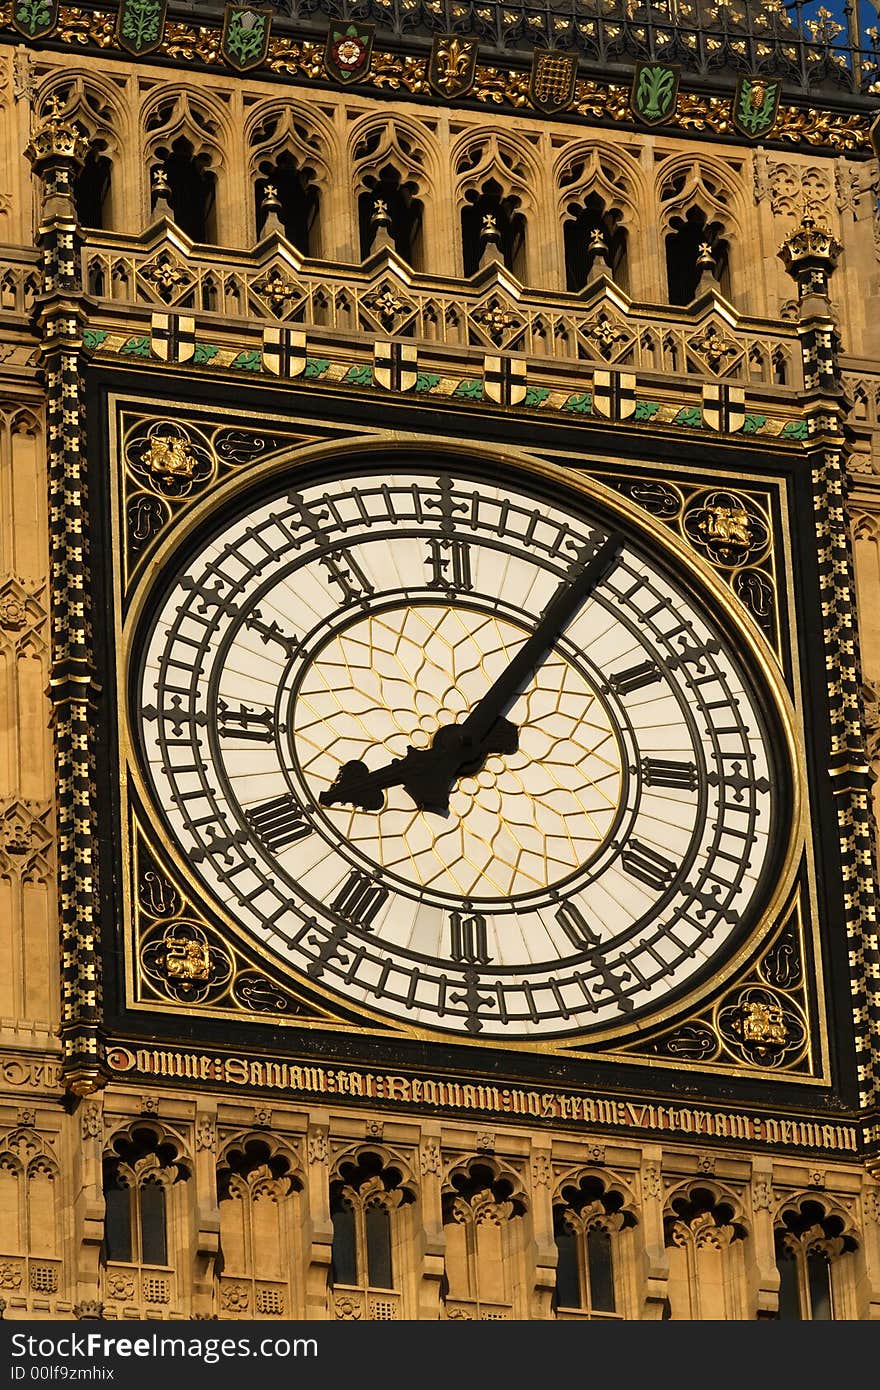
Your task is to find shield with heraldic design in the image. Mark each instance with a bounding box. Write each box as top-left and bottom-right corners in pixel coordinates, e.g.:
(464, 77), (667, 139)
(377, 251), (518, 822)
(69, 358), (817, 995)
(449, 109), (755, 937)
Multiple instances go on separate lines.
(325, 22), (375, 84)
(221, 5), (272, 71)
(117, 0), (168, 56)
(428, 35), (479, 100)
(529, 51), (578, 115)
(732, 75), (781, 139)
(630, 61), (680, 127)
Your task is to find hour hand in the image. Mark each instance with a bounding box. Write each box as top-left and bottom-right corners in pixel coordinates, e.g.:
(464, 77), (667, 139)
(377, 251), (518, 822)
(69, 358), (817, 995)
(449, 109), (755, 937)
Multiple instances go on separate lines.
(319, 744), (456, 815)
(319, 715), (520, 816)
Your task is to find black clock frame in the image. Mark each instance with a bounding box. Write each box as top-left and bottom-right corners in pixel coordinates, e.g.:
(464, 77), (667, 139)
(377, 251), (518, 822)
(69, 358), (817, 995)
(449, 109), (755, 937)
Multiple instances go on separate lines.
(83, 363), (858, 1119)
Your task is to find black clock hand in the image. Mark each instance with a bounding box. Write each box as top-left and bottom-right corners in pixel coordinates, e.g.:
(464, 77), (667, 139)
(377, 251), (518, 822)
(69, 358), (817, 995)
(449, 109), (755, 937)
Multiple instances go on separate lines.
(460, 531), (625, 747)
(319, 714), (518, 815)
(320, 533), (623, 815)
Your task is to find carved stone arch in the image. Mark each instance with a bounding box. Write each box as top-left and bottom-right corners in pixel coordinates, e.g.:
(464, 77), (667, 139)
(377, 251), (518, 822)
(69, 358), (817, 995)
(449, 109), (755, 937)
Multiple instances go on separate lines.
(35, 72), (127, 158)
(554, 141), (645, 225)
(142, 87), (229, 241)
(0, 1144), (24, 1178)
(103, 1118), (191, 1175)
(774, 1191), (859, 1247)
(663, 1180), (748, 1249)
(349, 113), (438, 197)
(553, 1165), (638, 1224)
(657, 154), (744, 304)
(851, 510), (880, 542)
(551, 1167), (637, 1317)
(349, 114), (438, 269)
(451, 130), (538, 216)
(25, 1153), (59, 1182)
(246, 100), (336, 185)
(555, 143), (643, 292)
(6, 407), (41, 440)
(663, 1180), (749, 1319)
(36, 72), (126, 231)
(656, 154), (746, 236)
(0, 1127), (51, 1169)
(217, 1130), (304, 1196)
(773, 1192), (860, 1319)
(441, 1154), (528, 1214)
(330, 1143), (415, 1199)
(142, 87), (231, 170)
(246, 101), (335, 251)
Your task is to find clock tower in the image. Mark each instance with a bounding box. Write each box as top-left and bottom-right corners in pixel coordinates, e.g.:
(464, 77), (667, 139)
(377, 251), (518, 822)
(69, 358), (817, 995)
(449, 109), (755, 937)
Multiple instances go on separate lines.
(1, 0), (880, 1321)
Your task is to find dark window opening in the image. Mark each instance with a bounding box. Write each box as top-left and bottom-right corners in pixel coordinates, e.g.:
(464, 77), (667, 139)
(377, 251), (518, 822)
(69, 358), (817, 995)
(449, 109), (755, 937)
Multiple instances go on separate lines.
(330, 1195), (357, 1286)
(665, 206), (729, 305)
(586, 1226), (615, 1313)
(139, 1179), (167, 1267)
(103, 1181), (131, 1264)
(564, 195), (627, 292)
(75, 145), (112, 230)
(358, 166), (422, 266)
(807, 1250), (833, 1321)
(155, 138), (216, 244)
(461, 181), (525, 279)
(365, 1204), (393, 1290)
(255, 153), (319, 253)
(553, 1214), (580, 1311)
(776, 1237), (802, 1320)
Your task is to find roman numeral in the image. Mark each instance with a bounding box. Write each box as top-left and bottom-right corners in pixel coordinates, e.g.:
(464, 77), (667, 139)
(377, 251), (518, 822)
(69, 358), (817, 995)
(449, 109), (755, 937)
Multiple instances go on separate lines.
(640, 757), (698, 791)
(621, 839), (677, 892)
(556, 901), (599, 951)
(331, 870), (389, 930)
(246, 794), (311, 852)
(320, 548), (373, 604)
(609, 660), (662, 696)
(427, 538), (473, 593)
(244, 608), (299, 659)
(555, 901), (635, 1013)
(216, 700), (277, 742)
(450, 911), (490, 964)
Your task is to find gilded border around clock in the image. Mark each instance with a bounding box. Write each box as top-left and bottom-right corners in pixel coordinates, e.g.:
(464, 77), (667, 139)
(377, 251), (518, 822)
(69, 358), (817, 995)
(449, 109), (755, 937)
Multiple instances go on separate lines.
(109, 400), (822, 1079)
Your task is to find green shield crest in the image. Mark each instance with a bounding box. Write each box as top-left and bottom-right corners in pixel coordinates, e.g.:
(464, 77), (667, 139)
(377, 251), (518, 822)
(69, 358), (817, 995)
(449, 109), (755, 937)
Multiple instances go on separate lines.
(12, 0), (59, 40)
(732, 76), (781, 139)
(116, 0), (167, 56)
(630, 61), (680, 127)
(221, 5), (272, 72)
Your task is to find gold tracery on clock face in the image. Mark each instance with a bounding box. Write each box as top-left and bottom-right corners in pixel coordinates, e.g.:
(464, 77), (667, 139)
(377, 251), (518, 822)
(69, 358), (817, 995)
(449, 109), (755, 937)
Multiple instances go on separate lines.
(292, 603), (622, 899)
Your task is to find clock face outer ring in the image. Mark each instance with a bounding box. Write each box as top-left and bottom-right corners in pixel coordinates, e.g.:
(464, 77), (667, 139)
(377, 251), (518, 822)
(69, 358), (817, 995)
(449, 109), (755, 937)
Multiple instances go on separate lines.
(121, 437), (804, 1047)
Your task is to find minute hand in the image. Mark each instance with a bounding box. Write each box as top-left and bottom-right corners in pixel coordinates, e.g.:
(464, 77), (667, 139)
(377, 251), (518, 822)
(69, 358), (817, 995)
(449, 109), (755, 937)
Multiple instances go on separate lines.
(461, 532), (625, 746)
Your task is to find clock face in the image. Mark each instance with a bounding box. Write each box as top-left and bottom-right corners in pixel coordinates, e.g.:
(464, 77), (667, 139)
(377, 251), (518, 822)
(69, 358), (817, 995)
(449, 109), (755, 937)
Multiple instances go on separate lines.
(132, 460), (787, 1039)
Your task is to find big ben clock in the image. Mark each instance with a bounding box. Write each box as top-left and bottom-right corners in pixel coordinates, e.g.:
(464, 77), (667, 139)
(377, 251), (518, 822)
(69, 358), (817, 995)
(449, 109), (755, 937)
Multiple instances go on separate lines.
(126, 450), (798, 1043)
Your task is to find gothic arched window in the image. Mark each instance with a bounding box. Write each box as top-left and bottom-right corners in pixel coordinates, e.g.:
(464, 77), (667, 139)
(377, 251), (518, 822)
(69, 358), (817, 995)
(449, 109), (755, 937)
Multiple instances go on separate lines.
(217, 1136), (303, 1319)
(254, 153), (319, 251)
(329, 1150), (409, 1316)
(153, 138), (217, 244)
(441, 1160), (528, 1319)
(665, 206), (729, 305)
(102, 1126), (186, 1268)
(461, 181), (526, 280)
(553, 1174), (633, 1318)
(357, 166), (423, 266)
(774, 1200), (857, 1321)
(563, 194), (628, 293)
(664, 1184), (748, 1320)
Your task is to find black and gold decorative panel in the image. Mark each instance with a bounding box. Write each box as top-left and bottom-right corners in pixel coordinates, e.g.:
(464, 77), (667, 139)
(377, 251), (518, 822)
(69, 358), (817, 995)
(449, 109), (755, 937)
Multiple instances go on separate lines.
(90, 375), (855, 1117)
